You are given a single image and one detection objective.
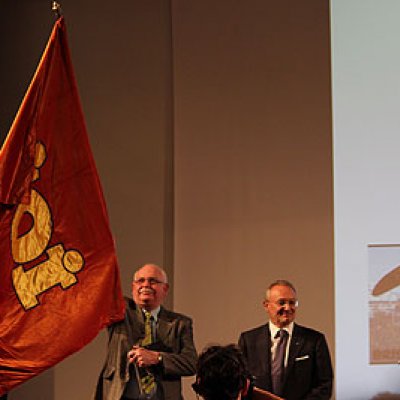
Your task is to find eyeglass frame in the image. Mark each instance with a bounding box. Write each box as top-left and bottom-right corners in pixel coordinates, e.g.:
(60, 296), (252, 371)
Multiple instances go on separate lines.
(266, 299), (299, 308)
(133, 277), (167, 286)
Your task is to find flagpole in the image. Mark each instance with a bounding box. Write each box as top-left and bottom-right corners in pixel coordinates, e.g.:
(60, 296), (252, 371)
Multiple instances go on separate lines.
(52, 1), (62, 18)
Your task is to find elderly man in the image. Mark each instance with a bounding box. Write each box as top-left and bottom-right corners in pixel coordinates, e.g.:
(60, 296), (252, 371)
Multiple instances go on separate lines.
(95, 264), (197, 400)
(239, 280), (333, 400)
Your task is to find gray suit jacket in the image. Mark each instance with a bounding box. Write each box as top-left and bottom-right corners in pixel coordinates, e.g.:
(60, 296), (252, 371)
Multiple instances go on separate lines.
(95, 298), (197, 400)
(239, 323), (333, 400)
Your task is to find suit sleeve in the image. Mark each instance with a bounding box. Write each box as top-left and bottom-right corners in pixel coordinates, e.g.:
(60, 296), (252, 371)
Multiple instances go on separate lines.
(238, 332), (253, 373)
(303, 334), (333, 400)
(238, 333), (247, 359)
(160, 317), (197, 377)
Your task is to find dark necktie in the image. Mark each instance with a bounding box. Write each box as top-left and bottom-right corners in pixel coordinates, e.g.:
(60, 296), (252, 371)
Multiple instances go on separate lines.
(271, 329), (289, 396)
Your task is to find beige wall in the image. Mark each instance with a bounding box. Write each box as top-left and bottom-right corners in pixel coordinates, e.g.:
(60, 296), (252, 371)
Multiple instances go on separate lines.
(1, 1), (333, 399)
(172, 1), (333, 398)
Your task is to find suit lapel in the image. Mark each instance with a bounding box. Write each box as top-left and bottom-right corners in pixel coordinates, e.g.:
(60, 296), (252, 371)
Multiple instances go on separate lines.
(284, 324), (304, 383)
(264, 324), (273, 389)
(156, 307), (174, 343)
(125, 301), (145, 346)
(251, 324), (272, 389)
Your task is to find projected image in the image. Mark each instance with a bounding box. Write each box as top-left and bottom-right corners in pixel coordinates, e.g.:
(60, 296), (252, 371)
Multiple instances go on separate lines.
(368, 244), (400, 364)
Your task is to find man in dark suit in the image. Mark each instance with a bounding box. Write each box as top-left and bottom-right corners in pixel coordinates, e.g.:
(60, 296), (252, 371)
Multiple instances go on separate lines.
(239, 280), (333, 400)
(95, 264), (197, 400)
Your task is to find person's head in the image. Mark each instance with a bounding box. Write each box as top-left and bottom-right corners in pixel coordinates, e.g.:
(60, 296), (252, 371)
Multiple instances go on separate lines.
(192, 345), (249, 400)
(132, 264), (169, 311)
(263, 279), (298, 328)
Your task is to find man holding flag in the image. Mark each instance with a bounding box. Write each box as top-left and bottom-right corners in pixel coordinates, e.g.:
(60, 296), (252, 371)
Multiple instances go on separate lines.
(95, 264), (197, 400)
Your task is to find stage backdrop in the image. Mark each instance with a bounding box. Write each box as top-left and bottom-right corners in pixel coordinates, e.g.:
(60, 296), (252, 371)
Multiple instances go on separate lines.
(1, 1), (334, 399)
(332, 0), (400, 398)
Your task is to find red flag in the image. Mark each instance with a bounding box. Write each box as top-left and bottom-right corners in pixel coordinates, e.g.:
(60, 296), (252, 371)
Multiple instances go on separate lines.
(0, 17), (125, 395)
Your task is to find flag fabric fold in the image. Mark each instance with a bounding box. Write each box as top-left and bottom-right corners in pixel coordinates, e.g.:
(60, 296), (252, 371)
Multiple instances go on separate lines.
(0, 17), (125, 395)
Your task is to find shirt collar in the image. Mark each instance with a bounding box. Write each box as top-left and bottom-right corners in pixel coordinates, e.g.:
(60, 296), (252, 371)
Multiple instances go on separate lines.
(269, 321), (294, 338)
(141, 306), (160, 322)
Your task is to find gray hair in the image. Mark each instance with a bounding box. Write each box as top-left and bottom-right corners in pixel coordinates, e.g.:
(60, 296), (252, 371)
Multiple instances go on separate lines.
(133, 263), (168, 284)
(265, 279), (296, 300)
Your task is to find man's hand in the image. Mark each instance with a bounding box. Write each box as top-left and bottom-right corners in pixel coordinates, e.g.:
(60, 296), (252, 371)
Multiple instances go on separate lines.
(127, 346), (160, 367)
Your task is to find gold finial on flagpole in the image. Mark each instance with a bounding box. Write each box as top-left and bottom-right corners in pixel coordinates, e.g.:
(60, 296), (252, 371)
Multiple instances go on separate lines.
(52, 1), (62, 18)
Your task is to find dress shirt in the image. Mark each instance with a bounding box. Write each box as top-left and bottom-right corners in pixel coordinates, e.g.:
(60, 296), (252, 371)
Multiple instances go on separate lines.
(269, 321), (294, 367)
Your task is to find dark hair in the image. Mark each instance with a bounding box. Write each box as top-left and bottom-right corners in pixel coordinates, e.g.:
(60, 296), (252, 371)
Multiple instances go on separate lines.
(192, 345), (248, 400)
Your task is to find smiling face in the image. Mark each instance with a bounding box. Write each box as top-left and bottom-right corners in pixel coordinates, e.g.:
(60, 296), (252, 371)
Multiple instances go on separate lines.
(263, 284), (297, 328)
(132, 264), (169, 311)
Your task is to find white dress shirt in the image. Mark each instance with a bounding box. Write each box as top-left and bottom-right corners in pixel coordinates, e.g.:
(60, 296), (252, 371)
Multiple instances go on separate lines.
(269, 321), (294, 367)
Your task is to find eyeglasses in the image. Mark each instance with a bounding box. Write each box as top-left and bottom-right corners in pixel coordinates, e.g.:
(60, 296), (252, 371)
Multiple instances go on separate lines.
(271, 299), (298, 307)
(133, 277), (166, 286)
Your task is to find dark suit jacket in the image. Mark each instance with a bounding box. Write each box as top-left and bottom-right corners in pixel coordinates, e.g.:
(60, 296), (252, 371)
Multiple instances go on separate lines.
(94, 298), (197, 400)
(239, 323), (333, 400)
